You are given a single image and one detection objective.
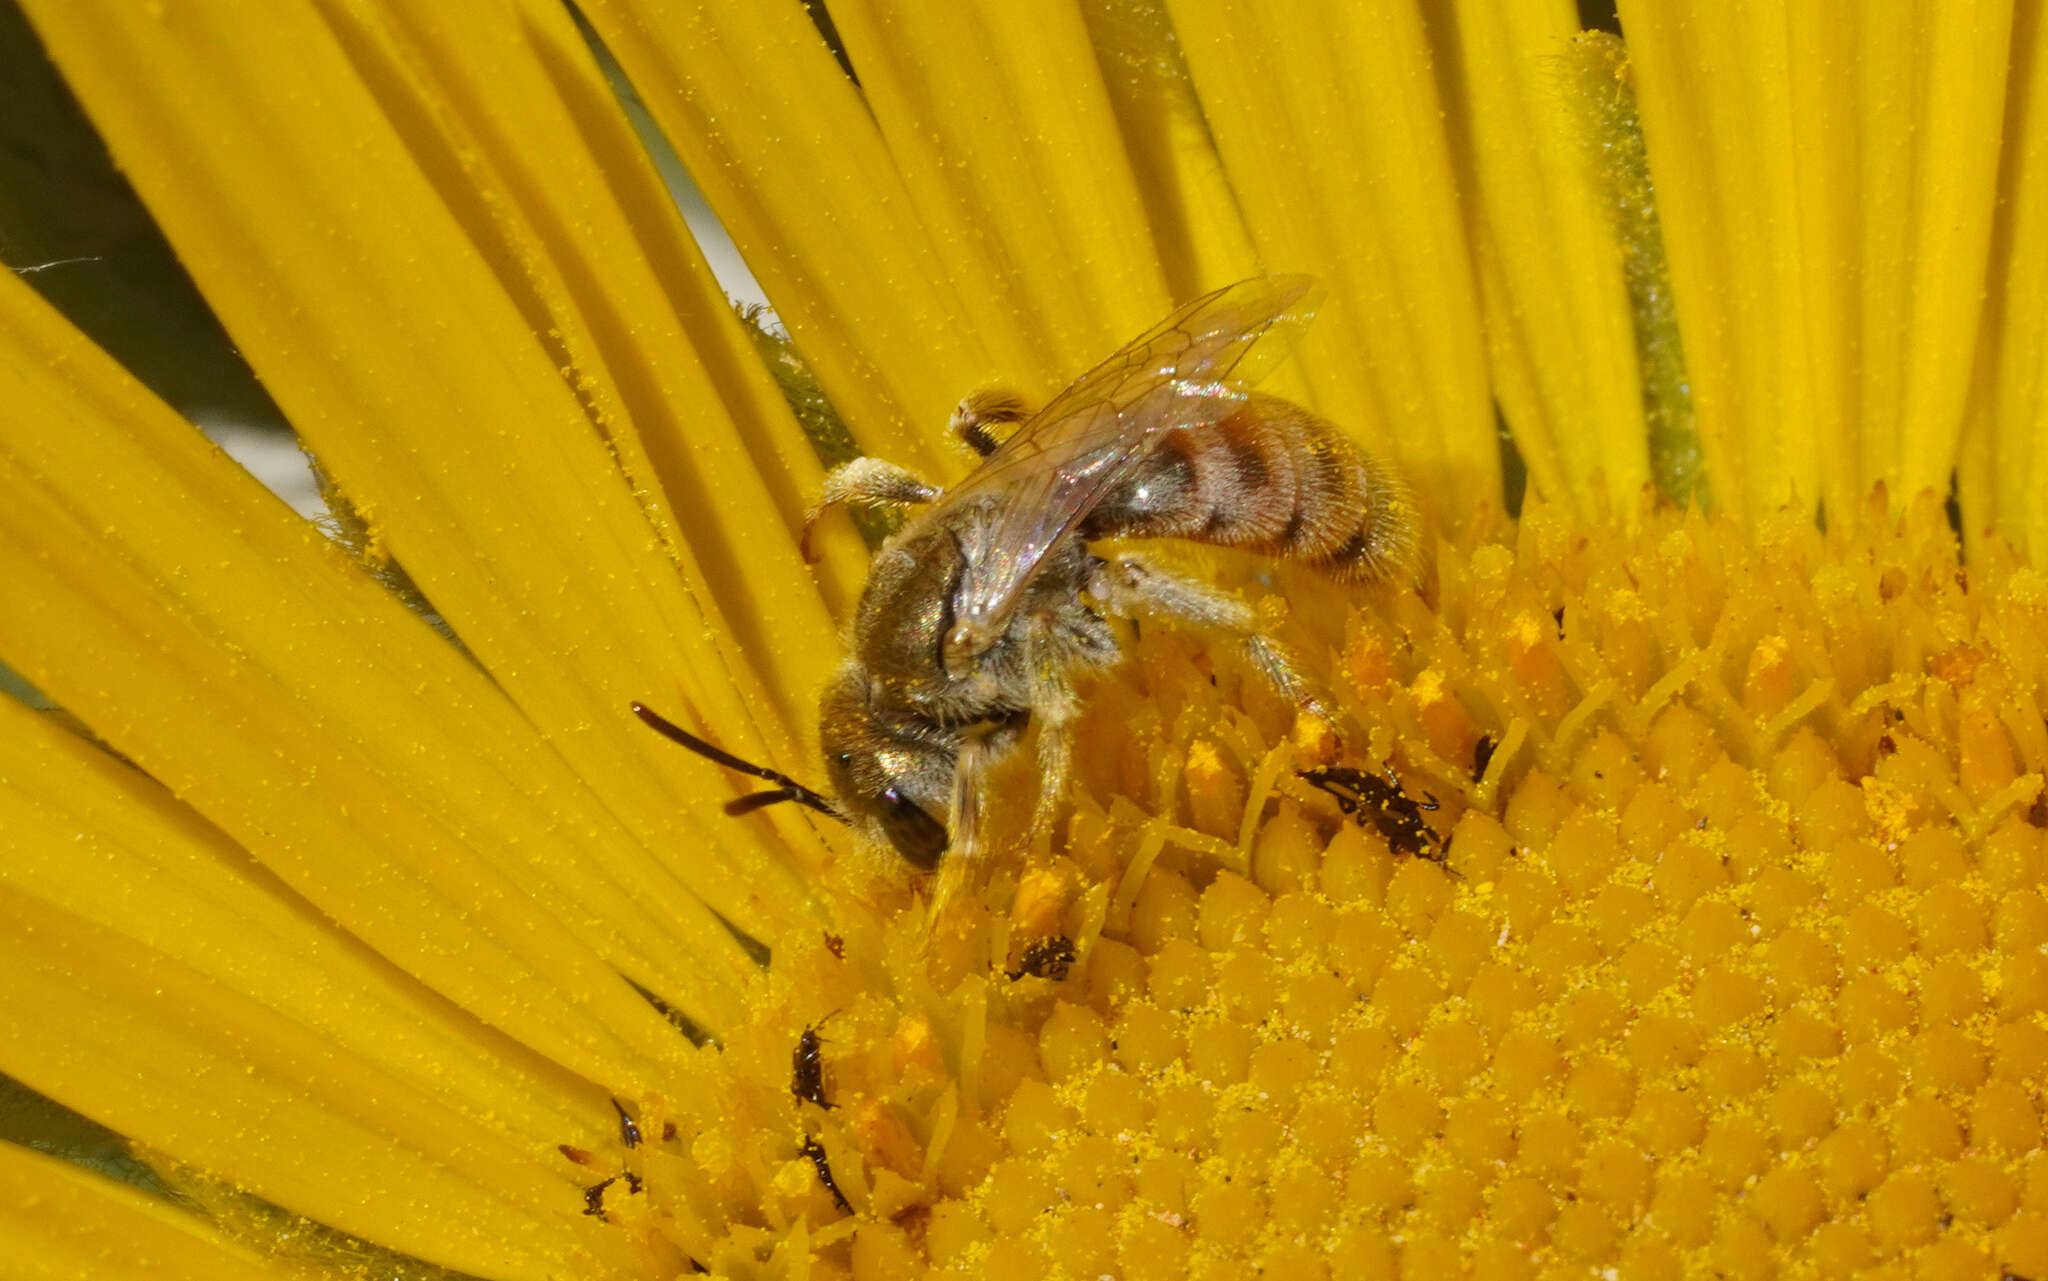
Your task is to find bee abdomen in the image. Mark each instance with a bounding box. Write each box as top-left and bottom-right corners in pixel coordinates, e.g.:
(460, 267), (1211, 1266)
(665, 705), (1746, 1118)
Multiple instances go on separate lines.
(1088, 394), (1415, 582)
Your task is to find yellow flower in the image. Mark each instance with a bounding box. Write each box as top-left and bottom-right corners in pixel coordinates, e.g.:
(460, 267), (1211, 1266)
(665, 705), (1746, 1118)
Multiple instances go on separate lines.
(3, 1), (2046, 1279)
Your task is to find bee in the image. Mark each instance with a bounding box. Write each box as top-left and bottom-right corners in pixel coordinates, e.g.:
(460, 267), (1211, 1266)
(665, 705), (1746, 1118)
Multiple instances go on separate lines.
(640, 275), (1414, 871)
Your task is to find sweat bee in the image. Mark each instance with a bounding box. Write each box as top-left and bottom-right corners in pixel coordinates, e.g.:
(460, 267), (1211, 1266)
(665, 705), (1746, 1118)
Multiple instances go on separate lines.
(640, 275), (1415, 872)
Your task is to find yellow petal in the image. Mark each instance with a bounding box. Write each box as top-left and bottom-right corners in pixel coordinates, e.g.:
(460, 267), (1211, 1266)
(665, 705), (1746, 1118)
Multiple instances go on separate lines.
(1440, 0), (1651, 510)
(1168, 0), (1502, 518)
(324, 0), (869, 634)
(1966, 9), (2048, 563)
(0, 694), (613, 1156)
(0, 271), (745, 1053)
(1619, 0), (2012, 524)
(17, 0), (836, 928)
(0, 1142), (293, 1281)
(1847, 3), (2013, 498)
(580, 0), (1000, 473)
(825, 0), (1175, 365)
(0, 884), (639, 1281)
(1079, 0), (1264, 296)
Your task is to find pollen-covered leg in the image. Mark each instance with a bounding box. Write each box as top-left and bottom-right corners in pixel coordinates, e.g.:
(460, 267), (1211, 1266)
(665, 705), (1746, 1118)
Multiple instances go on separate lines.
(924, 728), (1004, 930)
(1027, 690), (1081, 843)
(801, 458), (942, 560)
(946, 732), (994, 869)
(1087, 554), (1331, 723)
(950, 388), (1030, 456)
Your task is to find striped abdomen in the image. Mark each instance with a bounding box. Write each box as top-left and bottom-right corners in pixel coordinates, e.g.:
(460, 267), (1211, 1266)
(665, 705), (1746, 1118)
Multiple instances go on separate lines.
(1083, 393), (1416, 582)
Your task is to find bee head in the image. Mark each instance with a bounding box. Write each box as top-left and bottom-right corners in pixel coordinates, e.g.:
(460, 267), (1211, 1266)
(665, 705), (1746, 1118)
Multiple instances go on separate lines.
(818, 671), (952, 870)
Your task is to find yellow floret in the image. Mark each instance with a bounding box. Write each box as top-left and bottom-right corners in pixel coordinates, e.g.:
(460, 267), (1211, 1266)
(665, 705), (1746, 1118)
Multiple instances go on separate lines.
(628, 495), (2048, 1277)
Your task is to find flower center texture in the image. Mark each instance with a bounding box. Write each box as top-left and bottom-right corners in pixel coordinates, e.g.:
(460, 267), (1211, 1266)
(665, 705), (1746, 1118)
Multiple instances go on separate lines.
(611, 491), (2048, 1280)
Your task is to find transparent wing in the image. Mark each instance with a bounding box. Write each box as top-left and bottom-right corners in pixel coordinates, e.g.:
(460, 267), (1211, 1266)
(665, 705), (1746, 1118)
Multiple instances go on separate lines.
(938, 274), (1323, 663)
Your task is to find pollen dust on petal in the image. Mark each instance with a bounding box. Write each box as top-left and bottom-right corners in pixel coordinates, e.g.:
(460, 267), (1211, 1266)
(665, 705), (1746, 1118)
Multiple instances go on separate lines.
(635, 492), (2048, 1281)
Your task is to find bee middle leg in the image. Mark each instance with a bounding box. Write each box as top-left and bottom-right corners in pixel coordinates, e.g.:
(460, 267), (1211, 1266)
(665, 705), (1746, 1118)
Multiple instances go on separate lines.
(801, 458), (942, 560)
(1026, 685), (1081, 843)
(1087, 555), (1331, 722)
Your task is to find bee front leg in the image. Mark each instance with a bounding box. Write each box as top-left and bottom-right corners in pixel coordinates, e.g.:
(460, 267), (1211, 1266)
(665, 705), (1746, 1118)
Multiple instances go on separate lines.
(1088, 555), (1332, 724)
(801, 458), (942, 560)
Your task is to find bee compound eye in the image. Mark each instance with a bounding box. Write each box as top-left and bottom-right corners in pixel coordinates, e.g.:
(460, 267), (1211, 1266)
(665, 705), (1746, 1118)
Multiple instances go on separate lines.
(876, 786), (948, 870)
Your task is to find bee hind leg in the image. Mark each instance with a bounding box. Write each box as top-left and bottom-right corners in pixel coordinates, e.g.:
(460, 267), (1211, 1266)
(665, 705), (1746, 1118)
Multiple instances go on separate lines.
(1088, 555), (1332, 723)
(950, 389), (1031, 456)
(801, 458), (942, 561)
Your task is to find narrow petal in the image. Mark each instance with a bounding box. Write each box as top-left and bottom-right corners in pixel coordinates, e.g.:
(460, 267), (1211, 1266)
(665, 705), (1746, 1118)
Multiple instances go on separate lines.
(322, 0), (870, 634)
(1168, 0), (1502, 517)
(0, 272), (748, 1053)
(0, 694), (614, 1156)
(1557, 32), (1704, 509)
(1439, 0), (1651, 510)
(1967, 6), (2048, 563)
(579, 0), (1004, 473)
(1852, 3), (2013, 497)
(1079, 0), (1264, 296)
(20, 0), (842, 937)
(825, 1), (1176, 363)
(0, 886), (637, 1280)
(1619, 0), (2012, 524)
(0, 1142), (293, 1281)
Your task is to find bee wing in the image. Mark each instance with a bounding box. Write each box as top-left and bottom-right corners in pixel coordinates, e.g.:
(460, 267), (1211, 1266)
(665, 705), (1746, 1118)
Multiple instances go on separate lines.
(939, 274), (1323, 658)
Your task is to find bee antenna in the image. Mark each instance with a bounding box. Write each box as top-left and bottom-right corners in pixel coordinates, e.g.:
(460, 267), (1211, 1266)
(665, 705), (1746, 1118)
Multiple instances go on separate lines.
(724, 788), (810, 816)
(632, 702), (847, 824)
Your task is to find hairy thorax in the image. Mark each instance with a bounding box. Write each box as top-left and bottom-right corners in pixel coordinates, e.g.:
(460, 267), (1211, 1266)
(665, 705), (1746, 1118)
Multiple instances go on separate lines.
(851, 495), (1120, 727)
